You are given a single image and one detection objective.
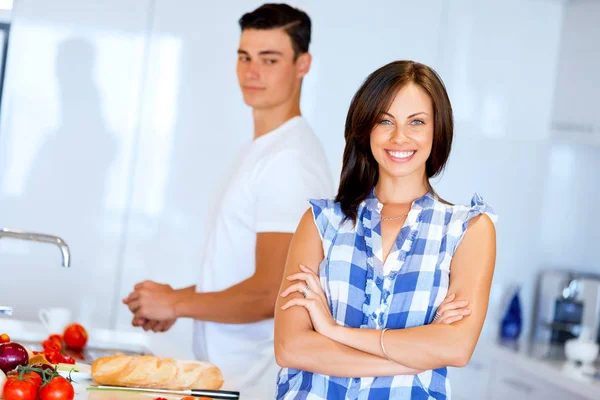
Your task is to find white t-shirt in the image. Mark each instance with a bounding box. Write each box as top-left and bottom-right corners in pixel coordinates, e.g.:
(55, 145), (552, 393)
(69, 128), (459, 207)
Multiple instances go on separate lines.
(193, 116), (334, 399)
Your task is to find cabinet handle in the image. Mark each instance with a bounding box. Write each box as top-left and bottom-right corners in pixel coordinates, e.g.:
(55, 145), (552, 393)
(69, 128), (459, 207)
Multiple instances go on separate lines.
(503, 377), (533, 394)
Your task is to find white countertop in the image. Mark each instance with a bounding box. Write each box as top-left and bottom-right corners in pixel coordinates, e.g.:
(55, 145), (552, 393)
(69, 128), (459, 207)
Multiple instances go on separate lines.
(476, 338), (600, 400)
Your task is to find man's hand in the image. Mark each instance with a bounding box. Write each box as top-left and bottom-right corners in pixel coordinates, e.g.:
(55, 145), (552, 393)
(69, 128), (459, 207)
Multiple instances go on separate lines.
(131, 316), (177, 332)
(122, 280), (179, 321)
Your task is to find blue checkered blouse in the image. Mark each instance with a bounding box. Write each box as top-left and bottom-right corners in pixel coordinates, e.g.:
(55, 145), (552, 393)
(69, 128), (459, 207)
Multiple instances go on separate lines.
(276, 189), (497, 399)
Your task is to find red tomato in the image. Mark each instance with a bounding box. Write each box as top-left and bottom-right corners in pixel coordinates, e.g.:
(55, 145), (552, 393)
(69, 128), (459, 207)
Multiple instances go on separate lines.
(182, 397), (211, 400)
(44, 351), (60, 364)
(62, 324), (87, 350)
(21, 372), (43, 388)
(2, 377), (37, 400)
(0, 333), (10, 343)
(59, 355), (76, 365)
(39, 376), (74, 400)
(47, 334), (62, 344)
(43, 351), (73, 365)
(42, 339), (62, 353)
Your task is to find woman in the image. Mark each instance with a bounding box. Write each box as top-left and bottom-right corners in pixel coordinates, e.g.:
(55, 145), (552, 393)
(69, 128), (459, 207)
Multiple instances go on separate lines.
(274, 60), (497, 399)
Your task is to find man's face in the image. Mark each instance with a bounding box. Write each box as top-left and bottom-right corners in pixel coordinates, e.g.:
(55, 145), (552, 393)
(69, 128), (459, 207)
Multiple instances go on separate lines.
(236, 28), (310, 110)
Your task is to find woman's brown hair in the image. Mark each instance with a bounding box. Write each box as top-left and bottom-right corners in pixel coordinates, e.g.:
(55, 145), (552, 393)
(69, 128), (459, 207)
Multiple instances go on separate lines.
(335, 60), (454, 222)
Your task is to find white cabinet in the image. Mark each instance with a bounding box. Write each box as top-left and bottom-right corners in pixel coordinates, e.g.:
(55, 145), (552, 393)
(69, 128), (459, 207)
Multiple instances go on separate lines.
(437, 0), (564, 141)
(490, 366), (538, 400)
(451, 344), (593, 400)
(551, 1), (600, 145)
(491, 365), (589, 400)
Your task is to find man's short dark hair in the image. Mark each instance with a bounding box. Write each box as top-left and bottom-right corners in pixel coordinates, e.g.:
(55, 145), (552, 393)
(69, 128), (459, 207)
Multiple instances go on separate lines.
(239, 3), (311, 59)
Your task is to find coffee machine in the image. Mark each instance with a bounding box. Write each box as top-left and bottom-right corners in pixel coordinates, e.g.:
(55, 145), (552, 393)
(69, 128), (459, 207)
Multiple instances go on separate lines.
(531, 269), (600, 359)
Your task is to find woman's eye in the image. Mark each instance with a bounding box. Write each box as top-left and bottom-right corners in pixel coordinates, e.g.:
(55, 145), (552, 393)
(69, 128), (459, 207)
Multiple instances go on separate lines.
(379, 119), (393, 125)
(411, 119), (425, 125)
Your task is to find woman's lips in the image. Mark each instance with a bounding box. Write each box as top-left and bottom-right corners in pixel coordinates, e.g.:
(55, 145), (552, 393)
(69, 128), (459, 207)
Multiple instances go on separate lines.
(385, 149), (416, 163)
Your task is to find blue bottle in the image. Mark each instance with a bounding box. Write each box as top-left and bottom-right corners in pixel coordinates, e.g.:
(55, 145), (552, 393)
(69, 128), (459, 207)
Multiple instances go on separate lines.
(500, 287), (522, 348)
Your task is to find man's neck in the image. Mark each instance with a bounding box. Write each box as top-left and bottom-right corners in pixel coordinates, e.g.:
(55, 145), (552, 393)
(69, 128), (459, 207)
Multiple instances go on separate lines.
(252, 100), (302, 140)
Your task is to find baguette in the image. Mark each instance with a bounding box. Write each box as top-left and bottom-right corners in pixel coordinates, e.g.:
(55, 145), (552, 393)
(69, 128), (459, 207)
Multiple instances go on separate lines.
(91, 355), (223, 390)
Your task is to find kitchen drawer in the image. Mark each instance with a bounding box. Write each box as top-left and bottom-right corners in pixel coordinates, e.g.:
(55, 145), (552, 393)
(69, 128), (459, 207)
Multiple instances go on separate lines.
(489, 364), (589, 400)
(534, 381), (589, 400)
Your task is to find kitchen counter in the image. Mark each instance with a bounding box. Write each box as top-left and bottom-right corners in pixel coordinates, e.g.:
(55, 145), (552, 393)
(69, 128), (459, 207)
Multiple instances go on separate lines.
(8, 316), (597, 399)
(1, 317), (203, 399)
(455, 338), (600, 400)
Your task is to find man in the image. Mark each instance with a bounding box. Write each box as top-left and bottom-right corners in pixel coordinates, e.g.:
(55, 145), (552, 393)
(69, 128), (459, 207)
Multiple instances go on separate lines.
(122, 4), (333, 399)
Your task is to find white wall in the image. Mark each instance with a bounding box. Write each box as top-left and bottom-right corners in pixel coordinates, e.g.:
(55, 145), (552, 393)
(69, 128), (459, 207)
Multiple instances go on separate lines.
(0, 0), (152, 329)
(0, 0), (596, 357)
(433, 0), (566, 339)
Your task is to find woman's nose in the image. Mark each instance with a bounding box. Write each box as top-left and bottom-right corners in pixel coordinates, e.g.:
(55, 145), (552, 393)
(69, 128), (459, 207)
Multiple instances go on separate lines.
(390, 126), (410, 144)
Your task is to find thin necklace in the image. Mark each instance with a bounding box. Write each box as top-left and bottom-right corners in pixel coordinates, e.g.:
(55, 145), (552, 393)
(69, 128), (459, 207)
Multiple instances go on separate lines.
(381, 212), (409, 221)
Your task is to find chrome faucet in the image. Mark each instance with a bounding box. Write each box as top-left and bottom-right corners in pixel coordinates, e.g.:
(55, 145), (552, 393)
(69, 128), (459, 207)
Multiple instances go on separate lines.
(0, 228), (71, 267)
(0, 229), (71, 317)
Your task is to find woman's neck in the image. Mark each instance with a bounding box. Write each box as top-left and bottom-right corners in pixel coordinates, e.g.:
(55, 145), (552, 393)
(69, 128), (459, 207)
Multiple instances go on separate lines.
(374, 173), (429, 205)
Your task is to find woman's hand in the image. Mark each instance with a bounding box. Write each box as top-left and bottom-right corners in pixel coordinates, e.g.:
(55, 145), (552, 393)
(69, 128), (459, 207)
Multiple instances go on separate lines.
(432, 293), (471, 324)
(280, 264), (338, 338)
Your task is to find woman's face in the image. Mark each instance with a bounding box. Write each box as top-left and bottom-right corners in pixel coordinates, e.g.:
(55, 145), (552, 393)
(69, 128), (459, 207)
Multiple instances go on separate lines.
(370, 82), (434, 181)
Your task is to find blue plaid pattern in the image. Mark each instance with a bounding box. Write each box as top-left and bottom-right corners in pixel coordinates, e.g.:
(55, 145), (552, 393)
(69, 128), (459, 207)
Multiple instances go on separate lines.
(277, 189), (497, 399)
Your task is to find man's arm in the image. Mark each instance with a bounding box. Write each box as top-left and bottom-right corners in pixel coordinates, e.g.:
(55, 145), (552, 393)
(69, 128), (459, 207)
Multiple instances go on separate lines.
(127, 232), (293, 324)
(174, 232), (293, 323)
(127, 150), (327, 325)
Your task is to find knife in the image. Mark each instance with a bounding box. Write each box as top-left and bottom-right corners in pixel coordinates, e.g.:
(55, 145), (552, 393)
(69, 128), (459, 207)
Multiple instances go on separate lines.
(87, 385), (240, 399)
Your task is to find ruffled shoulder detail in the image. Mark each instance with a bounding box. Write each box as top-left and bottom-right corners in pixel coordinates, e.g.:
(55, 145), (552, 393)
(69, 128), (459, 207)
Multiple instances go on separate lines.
(308, 199), (343, 240)
(448, 193), (497, 255)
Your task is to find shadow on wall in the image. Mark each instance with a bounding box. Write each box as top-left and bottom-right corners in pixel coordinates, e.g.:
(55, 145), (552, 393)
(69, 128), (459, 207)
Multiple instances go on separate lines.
(9, 37), (118, 321)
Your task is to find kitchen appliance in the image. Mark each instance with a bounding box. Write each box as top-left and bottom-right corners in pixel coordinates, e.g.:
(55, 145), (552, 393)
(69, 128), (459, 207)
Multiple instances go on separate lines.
(530, 269), (600, 360)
